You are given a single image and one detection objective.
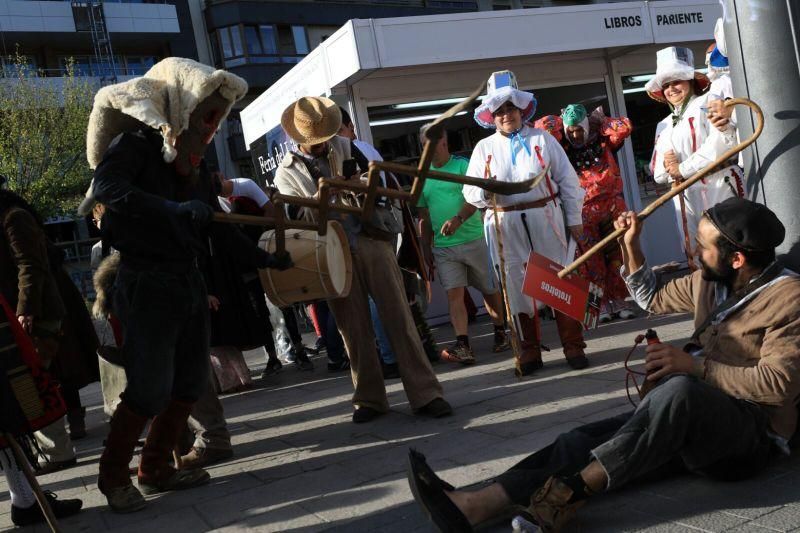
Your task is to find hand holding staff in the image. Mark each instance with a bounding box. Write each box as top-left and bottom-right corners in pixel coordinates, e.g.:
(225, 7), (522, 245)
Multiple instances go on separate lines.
(558, 98), (764, 279)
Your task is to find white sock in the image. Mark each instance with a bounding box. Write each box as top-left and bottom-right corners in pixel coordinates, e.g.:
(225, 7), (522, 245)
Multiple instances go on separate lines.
(1, 450), (37, 508)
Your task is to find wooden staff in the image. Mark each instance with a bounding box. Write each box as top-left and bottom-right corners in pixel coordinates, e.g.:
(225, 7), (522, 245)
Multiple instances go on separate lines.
(2, 432), (61, 533)
(558, 97), (764, 279)
(484, 155), (522, 372)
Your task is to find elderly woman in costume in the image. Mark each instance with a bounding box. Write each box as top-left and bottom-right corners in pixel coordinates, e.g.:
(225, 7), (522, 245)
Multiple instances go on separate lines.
(534, 104), (635, 322)
(82, 58), (291, 513)
(648, 46), (743, 265)
(462, 71), (588, 375)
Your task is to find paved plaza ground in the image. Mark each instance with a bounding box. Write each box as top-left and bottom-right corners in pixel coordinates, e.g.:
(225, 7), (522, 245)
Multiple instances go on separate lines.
(2, 309), (800, 532)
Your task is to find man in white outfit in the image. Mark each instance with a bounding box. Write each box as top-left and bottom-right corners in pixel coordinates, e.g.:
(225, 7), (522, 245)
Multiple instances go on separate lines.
(463, 71), (588, 376)
(647, 47), (743, 264)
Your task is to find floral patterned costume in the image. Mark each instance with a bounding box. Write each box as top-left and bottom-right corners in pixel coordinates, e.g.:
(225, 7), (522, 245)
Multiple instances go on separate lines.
(534, 113), (632, 308)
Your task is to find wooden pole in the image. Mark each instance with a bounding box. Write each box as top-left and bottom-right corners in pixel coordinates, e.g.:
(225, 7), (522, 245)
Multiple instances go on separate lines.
(558, 98), (764, 279)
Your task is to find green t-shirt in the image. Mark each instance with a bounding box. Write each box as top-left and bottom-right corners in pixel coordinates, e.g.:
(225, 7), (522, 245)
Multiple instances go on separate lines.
(417, 156), (484, 248)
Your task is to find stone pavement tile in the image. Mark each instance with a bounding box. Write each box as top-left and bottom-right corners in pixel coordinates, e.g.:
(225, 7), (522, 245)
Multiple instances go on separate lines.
(318, 501), (429, 533)
(198, 462), (372, 529)
(296, 472), (413, 525)
(725, 523), (789, 533)
(106, 506), (212, 533)
(209, 503), (329, 532)
(749, 504), (800, 532)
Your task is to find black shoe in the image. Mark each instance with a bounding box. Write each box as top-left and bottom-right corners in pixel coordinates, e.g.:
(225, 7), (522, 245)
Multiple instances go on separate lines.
(406, 449), (473, 533)
(415, 398), (453, 418)
(35, 457), (77, 476)
(295, 348), (314, 371)
(327, 359), (350, 373)
(11, 491), (83, 526)
(566, 355), (589, 370)
(515, 360), (544, 377)
(261, 358), (283, 379)
(305, 344), (321, 356)
(352, 406), (384, 423)
(382, 362), (400, 380)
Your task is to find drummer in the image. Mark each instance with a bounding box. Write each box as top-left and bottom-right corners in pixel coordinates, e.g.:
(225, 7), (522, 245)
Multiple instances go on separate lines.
(274, 96), (453, 424)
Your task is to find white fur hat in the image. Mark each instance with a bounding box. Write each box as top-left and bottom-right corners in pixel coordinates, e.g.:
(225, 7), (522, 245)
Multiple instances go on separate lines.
(85, 57), (248, 170)
(473, 70), (536, 129)
(80, 58), (247, 215)
(645, 47), (710, 104)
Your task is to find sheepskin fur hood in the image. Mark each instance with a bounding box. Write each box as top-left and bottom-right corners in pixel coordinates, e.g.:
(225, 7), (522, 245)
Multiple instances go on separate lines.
(86, 57), (248, 170)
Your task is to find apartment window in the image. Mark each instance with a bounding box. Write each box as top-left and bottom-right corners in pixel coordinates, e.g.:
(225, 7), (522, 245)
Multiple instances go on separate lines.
(216, 25), (246, 67)
(259, 25), (277, 55)
(244, 26), (262, 55)
(125, 56), (156, 75)
(291, 26), (309, 55)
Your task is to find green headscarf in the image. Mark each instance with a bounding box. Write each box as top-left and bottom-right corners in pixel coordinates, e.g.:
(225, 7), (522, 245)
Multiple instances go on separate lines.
(562, 104), (587, 127)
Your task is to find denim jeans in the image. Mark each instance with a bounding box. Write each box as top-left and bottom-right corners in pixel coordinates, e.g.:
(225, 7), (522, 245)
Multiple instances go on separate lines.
(113, 263), (210, 417)
(315, 301), (346, 363)
(369, 296), (395, 365)
(496, 376), (773, 505)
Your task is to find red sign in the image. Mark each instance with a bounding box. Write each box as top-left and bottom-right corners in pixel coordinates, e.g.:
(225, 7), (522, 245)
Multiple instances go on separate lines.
(522, 252), (603, 329)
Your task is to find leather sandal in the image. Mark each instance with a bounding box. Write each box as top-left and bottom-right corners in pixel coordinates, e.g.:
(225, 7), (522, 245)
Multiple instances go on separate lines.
(406, 448), (473, 533)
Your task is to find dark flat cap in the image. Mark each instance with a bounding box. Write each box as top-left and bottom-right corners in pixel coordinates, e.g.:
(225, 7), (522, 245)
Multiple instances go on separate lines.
(705, 197), (785, 252)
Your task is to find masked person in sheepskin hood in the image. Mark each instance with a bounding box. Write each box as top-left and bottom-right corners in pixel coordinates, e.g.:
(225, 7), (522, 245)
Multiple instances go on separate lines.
(80, 57), (292, 514)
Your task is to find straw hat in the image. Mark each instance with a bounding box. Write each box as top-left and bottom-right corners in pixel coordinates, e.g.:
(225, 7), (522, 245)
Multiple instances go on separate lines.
(281, 96), (342, 145)
(645, 47), (710, 104)
(474, 70), (537, 129)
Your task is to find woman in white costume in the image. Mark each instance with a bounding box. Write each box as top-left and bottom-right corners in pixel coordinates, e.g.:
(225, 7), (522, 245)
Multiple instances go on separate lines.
(647, 46), (743, 265)
(463, 71), (588, 376)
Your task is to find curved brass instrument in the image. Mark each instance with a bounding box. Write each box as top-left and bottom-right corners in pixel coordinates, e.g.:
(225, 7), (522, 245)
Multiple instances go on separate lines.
(557, 98), (765, 279)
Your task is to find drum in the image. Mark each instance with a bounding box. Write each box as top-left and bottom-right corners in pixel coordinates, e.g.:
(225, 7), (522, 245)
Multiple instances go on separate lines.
(258, 220), (352, 307)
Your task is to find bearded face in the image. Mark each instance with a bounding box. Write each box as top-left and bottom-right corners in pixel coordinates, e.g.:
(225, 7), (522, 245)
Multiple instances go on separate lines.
(174, 90), (228, 178)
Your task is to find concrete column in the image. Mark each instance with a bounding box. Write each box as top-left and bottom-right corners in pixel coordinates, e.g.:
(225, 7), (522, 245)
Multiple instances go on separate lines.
(723, 0), (800, 267)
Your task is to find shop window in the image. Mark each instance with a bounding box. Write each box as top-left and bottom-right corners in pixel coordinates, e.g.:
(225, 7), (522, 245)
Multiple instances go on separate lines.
(621, 73), (671, 200)
(229, 26), (244, 57)
(259, 25), (278, 55)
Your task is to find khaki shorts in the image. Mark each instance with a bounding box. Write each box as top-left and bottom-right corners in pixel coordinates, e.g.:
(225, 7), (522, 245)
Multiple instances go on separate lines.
(433, 238), (498, 294)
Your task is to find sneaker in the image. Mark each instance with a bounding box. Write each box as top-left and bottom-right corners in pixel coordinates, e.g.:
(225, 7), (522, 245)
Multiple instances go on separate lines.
(180, 446), (234, 469)
(415, 398), (453, 418)
(261, 358), (283, 379)
(440, 341), (476, 365)
(616, 307), (636, 320)
(327, 359), (350, 373)
(599, 311), (612, 323)
(11, 491), (83, 526)
(492, 330), (511, 353)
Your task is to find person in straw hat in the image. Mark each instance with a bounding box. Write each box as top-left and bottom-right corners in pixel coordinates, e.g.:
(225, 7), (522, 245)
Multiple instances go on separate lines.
(647, 46), (744, 267)
(275, 96), (453, 424)
(462, 70), (588, 376)
(81, 57), (293, 514)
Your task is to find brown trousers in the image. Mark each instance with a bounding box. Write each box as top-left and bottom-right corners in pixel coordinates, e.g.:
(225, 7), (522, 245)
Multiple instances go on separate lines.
(329, 234), (443, 412)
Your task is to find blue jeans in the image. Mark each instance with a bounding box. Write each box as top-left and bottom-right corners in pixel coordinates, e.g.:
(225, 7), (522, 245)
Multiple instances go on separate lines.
(497, 376), (773, 505)
(113, 263), (210, 417)
(369, 297), (395, 364)
(316, 301), (346, 363)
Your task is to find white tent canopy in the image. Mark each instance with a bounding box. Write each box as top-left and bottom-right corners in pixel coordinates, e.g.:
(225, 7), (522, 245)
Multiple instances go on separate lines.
(241, 0), (721, 147)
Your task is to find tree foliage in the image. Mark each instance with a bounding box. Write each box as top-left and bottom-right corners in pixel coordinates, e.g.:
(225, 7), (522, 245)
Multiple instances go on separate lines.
(0, 53), (95, 219)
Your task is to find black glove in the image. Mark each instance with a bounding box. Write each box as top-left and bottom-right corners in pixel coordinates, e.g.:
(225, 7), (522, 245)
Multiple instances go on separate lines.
(256, 249), (293, 271)
(174, 200), (214, 228)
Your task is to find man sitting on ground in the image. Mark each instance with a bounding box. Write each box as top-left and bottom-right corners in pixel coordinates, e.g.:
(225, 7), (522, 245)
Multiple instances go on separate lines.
(407, 197), (800, 532)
